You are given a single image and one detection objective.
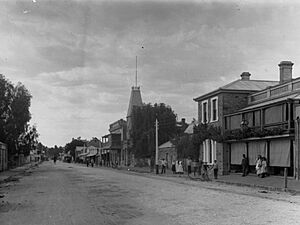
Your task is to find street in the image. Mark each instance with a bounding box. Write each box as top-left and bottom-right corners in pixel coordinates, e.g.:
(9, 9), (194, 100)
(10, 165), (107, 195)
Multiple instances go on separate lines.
(1, 162), (300, 225)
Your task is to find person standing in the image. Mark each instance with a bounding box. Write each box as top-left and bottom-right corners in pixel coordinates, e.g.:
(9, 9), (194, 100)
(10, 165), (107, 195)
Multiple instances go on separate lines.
(241, 154), (249, 177)
(261, 157), (267, 178)
(201, 163), (210, 181)
(187, 157), (192, 176)
(91, 158), (94, 167)
(255, 155), (262, 177)
(177, 161), (184, 175)
(161, 159), (166, 174)
(198, 159), (203, 176)
(171, 161), (176, 174)
(212, 160), (219, 179)
(192, 160), (199, 176)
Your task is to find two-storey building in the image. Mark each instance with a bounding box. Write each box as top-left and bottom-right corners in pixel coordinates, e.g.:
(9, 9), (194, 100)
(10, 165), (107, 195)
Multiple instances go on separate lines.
(194, 71), (277, 175)
(224, 61), (300, 178)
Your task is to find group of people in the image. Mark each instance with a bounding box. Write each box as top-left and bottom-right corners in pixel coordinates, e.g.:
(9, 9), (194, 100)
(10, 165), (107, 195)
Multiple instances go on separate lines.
(86, 158), (95, 167)
(255, 155), (268, 178)
(171, 160), (184, 174)
(241, 154), (268, 178)
(165, 158), (219, 180)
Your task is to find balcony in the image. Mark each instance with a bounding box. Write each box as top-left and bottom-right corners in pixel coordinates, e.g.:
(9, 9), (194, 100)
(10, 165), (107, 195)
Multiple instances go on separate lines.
(101, 133), (121, 150)
(249, 78), (300, 104)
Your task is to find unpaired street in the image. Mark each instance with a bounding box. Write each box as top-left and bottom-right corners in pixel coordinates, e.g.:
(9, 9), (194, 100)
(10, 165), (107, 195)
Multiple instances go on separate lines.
(1, 162), (300, 225)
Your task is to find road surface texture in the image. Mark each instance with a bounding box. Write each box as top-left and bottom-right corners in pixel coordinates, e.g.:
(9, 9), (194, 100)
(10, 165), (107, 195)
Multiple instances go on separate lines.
(1, 161), (300, 225)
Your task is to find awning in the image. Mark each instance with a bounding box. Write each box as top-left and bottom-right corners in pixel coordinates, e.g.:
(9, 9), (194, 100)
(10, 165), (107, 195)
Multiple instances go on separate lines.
(86, 153), (96, 157)
(78, 152), (88, 157)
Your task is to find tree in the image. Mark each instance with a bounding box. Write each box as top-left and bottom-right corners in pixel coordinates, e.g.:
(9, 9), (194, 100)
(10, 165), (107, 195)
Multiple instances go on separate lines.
(47, 145), (64, 159)
(0, 75), (33, 157)
(64, 137), (85, 159)
(176, 134), (199, 160)
(131, 103), (177, 158)
(18, 125), (39, 156)
(0, 74), (14, 142)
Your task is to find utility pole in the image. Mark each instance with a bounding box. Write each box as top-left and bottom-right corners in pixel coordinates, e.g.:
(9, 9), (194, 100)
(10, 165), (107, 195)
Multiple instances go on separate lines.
(155, 118), (159, 174)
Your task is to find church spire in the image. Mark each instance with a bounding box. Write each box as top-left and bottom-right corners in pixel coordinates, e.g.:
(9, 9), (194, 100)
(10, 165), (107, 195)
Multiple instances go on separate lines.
(135, 55), (137, 87)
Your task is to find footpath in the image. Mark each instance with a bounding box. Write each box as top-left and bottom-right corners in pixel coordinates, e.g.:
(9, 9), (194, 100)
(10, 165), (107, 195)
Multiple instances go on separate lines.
(116, 165), (300, 195)
(0, 162), (39, 185)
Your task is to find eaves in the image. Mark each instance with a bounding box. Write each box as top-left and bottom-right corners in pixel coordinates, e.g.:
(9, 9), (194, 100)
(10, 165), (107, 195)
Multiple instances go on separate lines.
(193, 89), (257, 102)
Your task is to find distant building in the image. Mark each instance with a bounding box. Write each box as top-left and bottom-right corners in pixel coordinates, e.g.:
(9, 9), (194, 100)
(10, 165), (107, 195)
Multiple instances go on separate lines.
(158, 141), (176, 169)
(100, 119), (126, 166)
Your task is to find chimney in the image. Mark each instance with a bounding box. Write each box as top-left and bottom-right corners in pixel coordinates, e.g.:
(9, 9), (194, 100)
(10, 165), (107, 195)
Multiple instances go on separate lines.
(240, 72), (251, 80)
(181, 118), (186, 124)
(279, 61), (293, 84)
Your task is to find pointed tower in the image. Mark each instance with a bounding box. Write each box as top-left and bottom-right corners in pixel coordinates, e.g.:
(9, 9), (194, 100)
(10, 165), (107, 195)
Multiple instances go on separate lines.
(127, 56), (143, 138)
(122, 57), (143, 166)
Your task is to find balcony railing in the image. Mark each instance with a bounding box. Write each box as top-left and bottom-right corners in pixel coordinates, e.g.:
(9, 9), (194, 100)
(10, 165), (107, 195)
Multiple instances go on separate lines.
(249, 78), (300, 104)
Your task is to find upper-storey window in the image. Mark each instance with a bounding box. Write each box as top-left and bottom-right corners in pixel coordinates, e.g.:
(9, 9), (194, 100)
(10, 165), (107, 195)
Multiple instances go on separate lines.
(210, 97), (218, 122)
(202, 100), (208, 123)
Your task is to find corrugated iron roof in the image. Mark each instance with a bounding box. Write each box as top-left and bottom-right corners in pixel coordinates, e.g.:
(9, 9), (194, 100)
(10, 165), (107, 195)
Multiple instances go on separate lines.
(221, 79), (278, 91)
(158, 141), (175, 148)
(194, 79), (278, 101)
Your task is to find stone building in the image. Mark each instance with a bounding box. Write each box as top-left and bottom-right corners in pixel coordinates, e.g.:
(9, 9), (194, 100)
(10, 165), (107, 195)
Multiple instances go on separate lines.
(194, 70), (277, 175)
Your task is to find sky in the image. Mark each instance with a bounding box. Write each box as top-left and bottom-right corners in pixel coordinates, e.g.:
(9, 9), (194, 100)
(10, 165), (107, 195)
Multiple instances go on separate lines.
(1, 0), (300, 147)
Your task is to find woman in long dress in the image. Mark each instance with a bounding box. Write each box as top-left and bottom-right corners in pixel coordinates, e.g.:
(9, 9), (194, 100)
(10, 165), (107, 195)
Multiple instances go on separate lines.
(177, 161), (184, 174)
(255, 155), (262, 177)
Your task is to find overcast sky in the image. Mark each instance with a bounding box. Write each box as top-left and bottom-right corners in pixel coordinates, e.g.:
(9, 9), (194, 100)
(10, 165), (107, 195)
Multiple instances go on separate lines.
(1, 0), (300, 147)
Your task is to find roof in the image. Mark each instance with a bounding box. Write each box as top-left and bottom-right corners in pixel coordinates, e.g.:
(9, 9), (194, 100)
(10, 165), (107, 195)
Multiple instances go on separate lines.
(79, 152), (89, 157)
(194, 79), (278, 101)
(221, 79), (278, 91)
(159, 141), (175, 149)
(184, 120), (198, 134)
(127, 86), (143, 117)
(75, 146), (84, 151)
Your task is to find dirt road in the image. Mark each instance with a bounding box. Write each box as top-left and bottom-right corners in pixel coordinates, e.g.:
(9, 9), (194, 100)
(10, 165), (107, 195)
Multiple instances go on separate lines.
(1, 162), (300, 225)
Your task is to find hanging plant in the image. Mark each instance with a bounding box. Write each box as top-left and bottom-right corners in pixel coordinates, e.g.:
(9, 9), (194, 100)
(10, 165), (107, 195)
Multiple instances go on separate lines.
(192, 123), (223, 144)
(223, 126), (285, 141)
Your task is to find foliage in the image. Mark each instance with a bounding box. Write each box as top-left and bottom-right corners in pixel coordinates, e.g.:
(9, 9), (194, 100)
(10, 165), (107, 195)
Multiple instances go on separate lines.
(175, 134), (198, 160)
(0, 74), (34, 156)
(192, 123), (223, 145)
(64, 137), (86, 158)
(223, 127), (284, 140)
(46, 145), (65, 159)
(131, 103), (177, 158)
(18, 125), (39, 156)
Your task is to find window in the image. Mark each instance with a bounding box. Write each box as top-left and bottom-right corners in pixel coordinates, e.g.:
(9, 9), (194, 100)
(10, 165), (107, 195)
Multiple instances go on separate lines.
(264, 105), (283, 124)
(210, 97), (218, 122)
(201, 100), (208, 123)
(203, 139), (217, 165)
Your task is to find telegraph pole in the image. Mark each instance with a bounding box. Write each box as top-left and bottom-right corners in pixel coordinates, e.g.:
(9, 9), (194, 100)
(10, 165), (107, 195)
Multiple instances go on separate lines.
(155, 118), (159, 174)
